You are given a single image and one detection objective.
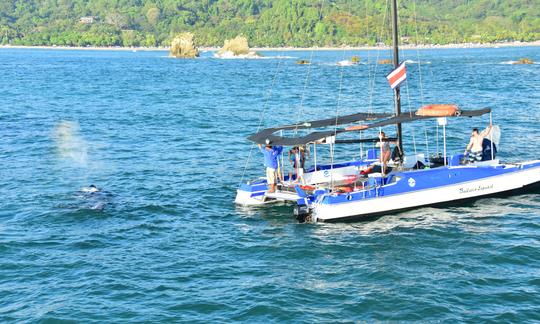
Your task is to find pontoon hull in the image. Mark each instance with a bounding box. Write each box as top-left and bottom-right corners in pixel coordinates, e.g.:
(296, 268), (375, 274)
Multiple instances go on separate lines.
(312, 162), (540, 222)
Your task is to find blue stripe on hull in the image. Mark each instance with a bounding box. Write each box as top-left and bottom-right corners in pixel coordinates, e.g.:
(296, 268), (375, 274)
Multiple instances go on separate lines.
(321, 162), (540, 206)
(320, 178), (540, 223)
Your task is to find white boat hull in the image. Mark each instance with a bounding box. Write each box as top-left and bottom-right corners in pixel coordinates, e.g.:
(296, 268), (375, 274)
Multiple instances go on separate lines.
(313, 162), (540, 222)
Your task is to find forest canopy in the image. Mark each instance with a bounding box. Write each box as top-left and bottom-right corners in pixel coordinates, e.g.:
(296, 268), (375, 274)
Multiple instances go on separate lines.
(0, 0), (539, 47)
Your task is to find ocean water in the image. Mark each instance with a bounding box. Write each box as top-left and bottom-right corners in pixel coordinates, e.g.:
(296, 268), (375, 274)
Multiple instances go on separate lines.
(1, 46), (539, 322)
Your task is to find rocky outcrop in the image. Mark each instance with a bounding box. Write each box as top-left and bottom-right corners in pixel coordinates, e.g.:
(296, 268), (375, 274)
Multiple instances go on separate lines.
(215, 36), (261, 58)
(513, 58), (534, 64)
(170, 32), (199, 58)
(337, 56), (361, 66)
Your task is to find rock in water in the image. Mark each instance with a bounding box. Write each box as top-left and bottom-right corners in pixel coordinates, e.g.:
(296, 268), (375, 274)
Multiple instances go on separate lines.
(296, 60), (311, 65)
(170, 32), (199, 58)
(513, 58), (534, 65)
(215, 36), (261, 59)
(378, 59), (392, 65)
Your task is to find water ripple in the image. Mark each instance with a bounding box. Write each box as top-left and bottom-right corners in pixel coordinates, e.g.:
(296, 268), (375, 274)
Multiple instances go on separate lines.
(0, 47), (539, 322)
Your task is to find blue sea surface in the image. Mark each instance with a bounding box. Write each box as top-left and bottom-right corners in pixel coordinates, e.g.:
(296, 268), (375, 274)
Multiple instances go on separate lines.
(1, 46), (539, 322)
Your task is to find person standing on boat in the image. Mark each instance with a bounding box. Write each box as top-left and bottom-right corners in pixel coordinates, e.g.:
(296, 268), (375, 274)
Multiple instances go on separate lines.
(258, 144), (283, 193)
(288, 146), (309, 182)
(361, 132), (393, 175)
(465, 126), (492, 163)
(377, 132), (392, 165)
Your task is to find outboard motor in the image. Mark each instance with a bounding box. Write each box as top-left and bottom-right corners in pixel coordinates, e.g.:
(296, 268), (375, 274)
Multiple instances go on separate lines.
(293, 205), (311, 223)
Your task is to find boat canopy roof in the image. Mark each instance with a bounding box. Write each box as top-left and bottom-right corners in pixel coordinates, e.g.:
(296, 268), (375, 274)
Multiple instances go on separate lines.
(248, 108), (491, 146)
(264, 112), (391, 131)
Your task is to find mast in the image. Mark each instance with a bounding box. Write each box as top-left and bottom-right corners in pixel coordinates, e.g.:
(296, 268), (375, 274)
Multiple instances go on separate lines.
(391, 0), (403, 153)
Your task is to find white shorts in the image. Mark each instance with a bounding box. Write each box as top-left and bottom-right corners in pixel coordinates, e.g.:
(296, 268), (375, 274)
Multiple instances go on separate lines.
(266, 168), (277, 184)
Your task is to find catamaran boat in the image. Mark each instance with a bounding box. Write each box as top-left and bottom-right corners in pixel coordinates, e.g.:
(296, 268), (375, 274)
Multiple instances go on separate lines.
(235, 0), (540, 222)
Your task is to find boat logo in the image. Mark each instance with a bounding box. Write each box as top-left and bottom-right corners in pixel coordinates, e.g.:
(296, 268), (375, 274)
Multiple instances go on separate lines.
(324, 170), (330, 177)
(408, 178), (416, 187)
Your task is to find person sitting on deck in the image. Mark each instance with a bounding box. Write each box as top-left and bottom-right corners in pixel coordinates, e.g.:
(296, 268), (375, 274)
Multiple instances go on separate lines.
(361, 131), (394, 175)
(258, 144), (283, 193)
(464, 126), (492, 163)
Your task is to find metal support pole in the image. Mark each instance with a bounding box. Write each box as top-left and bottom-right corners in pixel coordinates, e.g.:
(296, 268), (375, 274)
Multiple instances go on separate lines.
(280, 131), (285, 183)
(443, 124), (447, 166)
(436, 124), (439, 155)
(379, 127), (385, 175)
(490, 113), (494, 161)
(425, 129), (429, 158)
(314, 143), (317, 171)
(330, 141), (334, 188)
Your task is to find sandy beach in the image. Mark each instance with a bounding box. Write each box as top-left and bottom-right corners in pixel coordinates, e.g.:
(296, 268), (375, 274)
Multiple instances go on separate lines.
(1, 40), (539, 52)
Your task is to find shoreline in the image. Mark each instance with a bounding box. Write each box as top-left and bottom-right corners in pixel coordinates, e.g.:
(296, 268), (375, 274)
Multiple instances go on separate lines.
(1, 40), (539, 52)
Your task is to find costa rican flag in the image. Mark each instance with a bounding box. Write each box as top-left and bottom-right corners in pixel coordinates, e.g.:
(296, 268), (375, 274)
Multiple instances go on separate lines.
(386, 62), (407, 89)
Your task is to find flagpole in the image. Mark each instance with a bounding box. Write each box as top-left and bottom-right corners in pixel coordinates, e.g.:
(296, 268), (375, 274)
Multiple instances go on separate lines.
(391, 0), (403, 154)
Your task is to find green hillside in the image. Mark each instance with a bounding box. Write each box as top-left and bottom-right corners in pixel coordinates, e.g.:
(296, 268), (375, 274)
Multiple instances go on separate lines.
(1, 0), (539, 47)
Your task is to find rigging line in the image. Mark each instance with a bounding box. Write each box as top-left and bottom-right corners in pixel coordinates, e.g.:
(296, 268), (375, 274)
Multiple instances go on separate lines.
(407, 0), (431, 159)
(367, 0), (390, 114)
(294, 0), (325, 134)
(293, 46), (315, 135)
(239, 58), (284, 186)
(364, 0), (372, 114)
(404, 66), (418, 158)
(357, 0), (370, 157)
(330, 46), (348, 188)
(396, 4), (418, 159)
(394, 0), (409, 117)
(396, 2), (416, 116)
(411, 0), (425, 105)
(330, 0), (352, 188)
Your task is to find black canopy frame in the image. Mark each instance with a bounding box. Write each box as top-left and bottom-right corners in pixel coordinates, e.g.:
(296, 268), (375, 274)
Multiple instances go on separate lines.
(248, 108), (491, 146)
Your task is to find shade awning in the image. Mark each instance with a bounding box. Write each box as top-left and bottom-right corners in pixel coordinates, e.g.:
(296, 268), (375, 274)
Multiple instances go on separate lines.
(248, 108), (491, 146)
(248, 111), (391, 144)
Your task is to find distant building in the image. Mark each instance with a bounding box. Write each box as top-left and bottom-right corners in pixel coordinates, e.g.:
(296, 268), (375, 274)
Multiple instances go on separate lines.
(79, 16), (97, 24)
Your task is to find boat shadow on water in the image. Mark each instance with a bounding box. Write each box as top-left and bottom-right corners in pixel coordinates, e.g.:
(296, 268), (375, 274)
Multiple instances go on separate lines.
(235, 203), (299, 223)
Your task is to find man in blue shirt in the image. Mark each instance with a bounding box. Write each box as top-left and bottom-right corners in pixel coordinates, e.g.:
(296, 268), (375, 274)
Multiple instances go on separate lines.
(258, 144), (283, 193)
